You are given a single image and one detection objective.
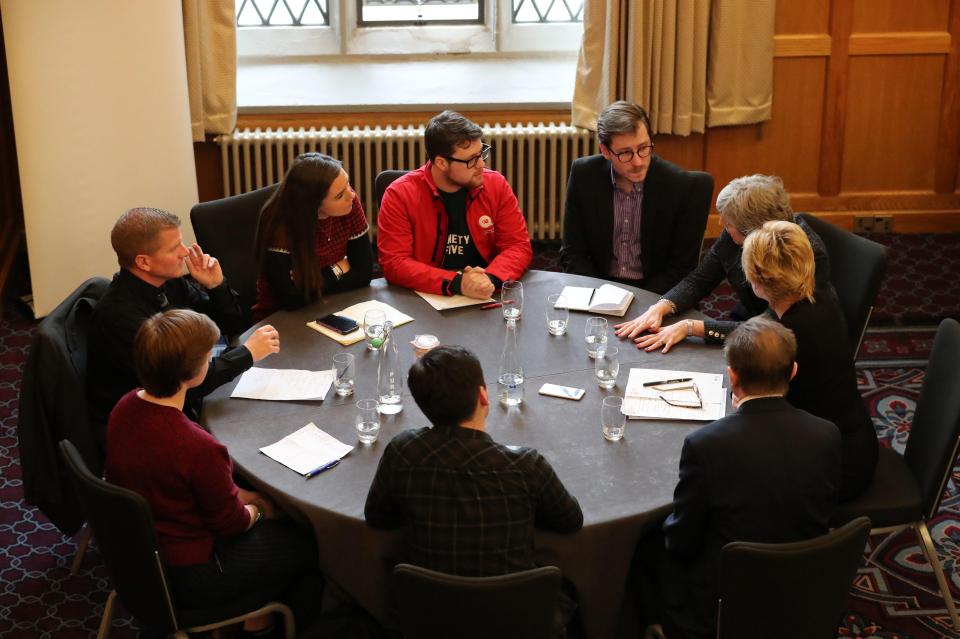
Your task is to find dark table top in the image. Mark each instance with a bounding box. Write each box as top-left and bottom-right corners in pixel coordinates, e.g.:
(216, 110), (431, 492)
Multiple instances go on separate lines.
(202, 270), (729, 638)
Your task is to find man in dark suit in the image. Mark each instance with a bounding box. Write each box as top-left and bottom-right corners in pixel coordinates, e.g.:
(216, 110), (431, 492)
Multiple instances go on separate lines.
(561, 101), (712, 294)
(656, 316), (841, 639)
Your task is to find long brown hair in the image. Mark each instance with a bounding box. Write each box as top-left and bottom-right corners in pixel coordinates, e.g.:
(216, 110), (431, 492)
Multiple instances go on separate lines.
(255, 152), (342, 298)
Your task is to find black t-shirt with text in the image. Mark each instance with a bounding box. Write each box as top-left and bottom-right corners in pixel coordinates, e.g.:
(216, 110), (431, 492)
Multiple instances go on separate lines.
(439, 188), (487, 271)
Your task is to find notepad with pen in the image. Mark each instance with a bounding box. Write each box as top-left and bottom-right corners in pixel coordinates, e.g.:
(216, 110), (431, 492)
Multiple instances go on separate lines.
(259, 423), (353, 477)
(555, 284), (634, 317)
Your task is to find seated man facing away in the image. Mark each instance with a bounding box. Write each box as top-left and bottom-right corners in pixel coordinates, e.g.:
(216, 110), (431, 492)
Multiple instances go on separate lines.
(655, 316), (841, 639)
(561, 101), (712, 294)
(364, 346), (583, 635)
(88, 207), (279, 437)
(377, 111), (533, 298)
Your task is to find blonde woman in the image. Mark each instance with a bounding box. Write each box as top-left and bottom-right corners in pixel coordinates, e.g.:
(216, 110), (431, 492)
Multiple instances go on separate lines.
(742, 221), (877, 501)
(616, 175), (834, 352)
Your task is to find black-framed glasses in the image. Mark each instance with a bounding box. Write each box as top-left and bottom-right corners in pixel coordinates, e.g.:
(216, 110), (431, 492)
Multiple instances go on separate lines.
(611, 143), (655, 163)
(443, 143), (491, 169)
(655, 382), (702, 409)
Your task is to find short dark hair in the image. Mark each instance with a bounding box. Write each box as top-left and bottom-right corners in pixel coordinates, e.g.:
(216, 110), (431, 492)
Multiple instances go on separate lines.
(424, 110), (483, 162)
(596, 101), (652, 148)
(723, 316), (797, 395)
(407, 345), (485, 428)
(133, 309), (220, 398)
(111, 207), (181, 269)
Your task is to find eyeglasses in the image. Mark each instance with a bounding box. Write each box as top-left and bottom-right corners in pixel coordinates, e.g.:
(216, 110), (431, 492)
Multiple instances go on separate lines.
(655, 382), (702, 409)
(610, 143), (655, 163)
(443, 143), (491, 169)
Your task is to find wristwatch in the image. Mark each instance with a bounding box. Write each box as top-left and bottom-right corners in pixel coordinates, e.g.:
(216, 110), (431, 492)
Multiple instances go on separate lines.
(686, 319), (694, 337)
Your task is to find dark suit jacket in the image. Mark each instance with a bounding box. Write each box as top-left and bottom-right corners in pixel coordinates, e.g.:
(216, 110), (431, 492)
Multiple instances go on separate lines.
(660, 397), (841, 639)
(774, 298), (878, 501)
(560, 154), (712, 294)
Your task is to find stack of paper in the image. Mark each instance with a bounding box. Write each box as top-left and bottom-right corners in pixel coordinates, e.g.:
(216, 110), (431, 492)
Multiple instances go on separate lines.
(231, 368), (335, 401)
(622, 368), (727, 421)
(259, 423), (354, 476)
(307, 300), (414, 345)
(556, 284), (634, 317)
(416, 290), (493, 311)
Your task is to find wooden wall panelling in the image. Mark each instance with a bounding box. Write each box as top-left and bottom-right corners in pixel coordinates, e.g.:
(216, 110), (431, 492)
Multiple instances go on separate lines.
(841, 55), (944, 192)
(852, 0), (950, 32)
(650, 134), (705, 173)
(775, 0), (830, 34)
(704, 57), (827, 199)
(819, 0), (855, 196)
(935, 0), (960, 193)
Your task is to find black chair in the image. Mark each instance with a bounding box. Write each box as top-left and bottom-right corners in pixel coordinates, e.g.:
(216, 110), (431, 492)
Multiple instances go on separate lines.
(392, 563), (562, 639)
(796, 213), (887, 354)
(374, 170), (408, 210)
(18, 277), (109, 539)
(716, 517), (871, 639)
(830, 317), (960, 630)
(190, 184), (279, 330)
(58, 439), (295, 639)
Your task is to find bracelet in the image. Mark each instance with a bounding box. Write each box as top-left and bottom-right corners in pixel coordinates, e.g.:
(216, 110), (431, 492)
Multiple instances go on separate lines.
(658, 298), (677, 315)
(252, 505), (263, 526)
(686, 319), (694, 337)
(331, 263), (344, 279)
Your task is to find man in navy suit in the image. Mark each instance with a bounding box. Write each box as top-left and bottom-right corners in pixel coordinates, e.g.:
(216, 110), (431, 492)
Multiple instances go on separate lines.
(560, 101), (712, 294)
(657, 316), (842, 639)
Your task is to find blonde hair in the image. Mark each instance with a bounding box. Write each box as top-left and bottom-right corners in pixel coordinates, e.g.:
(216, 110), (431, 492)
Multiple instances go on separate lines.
(716, 175), (793, 236)
(742, 221), (816, 304)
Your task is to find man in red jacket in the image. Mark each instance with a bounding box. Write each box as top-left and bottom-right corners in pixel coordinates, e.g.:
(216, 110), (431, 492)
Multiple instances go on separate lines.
(377, 111), (533, 298)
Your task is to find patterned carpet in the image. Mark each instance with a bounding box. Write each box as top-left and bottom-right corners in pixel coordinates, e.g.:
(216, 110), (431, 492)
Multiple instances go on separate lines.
(3, 233), (959, 638)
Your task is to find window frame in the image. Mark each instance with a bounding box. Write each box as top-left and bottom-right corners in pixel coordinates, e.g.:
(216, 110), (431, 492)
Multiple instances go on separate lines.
(235, 0), (582, 59)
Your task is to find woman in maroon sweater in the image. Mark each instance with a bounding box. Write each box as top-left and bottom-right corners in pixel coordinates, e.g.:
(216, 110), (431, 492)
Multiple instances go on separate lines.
(106, 309), (319, 636)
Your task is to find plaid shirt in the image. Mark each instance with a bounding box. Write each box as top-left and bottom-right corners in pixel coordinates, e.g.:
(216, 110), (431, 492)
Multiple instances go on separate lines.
(608, 163), (645, 280)
(364, 426), (583, 577)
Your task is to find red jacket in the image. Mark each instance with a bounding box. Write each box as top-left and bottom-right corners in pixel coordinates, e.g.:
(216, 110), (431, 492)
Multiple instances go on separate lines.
(377, 162), (533, 295)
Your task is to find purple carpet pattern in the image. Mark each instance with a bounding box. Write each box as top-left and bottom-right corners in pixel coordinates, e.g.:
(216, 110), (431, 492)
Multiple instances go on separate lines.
(3, 233), (959, 638)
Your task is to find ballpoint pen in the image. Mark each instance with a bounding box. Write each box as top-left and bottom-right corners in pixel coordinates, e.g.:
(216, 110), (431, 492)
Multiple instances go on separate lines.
(480, 300), (515, 310)
(642, 377), (693, 387)
(304, 459), (340, 478)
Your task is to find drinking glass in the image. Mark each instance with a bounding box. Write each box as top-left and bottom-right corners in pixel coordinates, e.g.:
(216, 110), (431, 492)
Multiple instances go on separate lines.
(546, 293), (569, 336)
(501, 281), (523, 320)
(585, 317), (608, 358)
(332, 353), (355, 397)
(594, 346), (619, 389)
(601, 396), (625, 441)
(363, 309), (386, 350)
(355, 399), (381, 444)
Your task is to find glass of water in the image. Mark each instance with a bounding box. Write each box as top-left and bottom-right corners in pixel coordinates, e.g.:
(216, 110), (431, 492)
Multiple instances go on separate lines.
(363, 308), (386, 351)
(585, 316), (608, 358)
(594, 346), (619, 389)
(501, 281), (523, 320)
(332, 353), (355, 397)
(355, 399), (381, 445)
(546, 293), (569, 335)
(601, 396), (625, 441)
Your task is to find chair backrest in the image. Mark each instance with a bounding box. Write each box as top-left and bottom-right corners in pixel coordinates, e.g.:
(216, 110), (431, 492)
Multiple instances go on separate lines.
(189, 184), (279, 330)
(374, 170), (409, 210)
(904, 318), (960, 519)
(392, 563), (562, 639)
(717, 516), (870, 639)
(796, 214), (887, 352)
(59, 439), (179, 633)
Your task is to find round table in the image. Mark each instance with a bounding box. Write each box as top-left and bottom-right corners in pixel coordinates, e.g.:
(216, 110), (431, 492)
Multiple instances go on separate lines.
(203, 270), (728, 639)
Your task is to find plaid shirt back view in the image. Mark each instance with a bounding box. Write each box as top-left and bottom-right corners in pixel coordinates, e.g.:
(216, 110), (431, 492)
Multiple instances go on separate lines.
(364, 426), (583, 577)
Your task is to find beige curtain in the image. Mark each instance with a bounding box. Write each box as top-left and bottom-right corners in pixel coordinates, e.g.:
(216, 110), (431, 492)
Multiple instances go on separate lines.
(572, 0), (774, 135)
(182, 0), (237, 142)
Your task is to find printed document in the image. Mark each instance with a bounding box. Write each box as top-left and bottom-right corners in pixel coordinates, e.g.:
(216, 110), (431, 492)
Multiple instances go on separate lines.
(260, 423), (354, 476)
(231, 367), (335, 401)
(622, 368), (727, 421)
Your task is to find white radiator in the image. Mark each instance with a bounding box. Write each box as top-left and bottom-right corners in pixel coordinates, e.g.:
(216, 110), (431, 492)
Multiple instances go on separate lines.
(216, 124), (598, 240)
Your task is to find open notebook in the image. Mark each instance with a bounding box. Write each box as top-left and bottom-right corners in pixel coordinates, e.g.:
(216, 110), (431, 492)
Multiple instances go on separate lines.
(556, 284), (634, 317)
(306, 300), (413, 346)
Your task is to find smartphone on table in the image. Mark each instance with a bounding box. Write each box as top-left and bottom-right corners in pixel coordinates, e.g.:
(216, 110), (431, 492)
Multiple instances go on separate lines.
(316, 313), (359, 334)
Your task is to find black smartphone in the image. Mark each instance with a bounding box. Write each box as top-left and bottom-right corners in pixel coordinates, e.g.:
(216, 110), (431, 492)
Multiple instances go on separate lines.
(316, 313), (359, 334)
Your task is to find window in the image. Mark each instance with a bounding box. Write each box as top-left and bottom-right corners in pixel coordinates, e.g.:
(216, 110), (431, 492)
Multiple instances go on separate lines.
(235, 0), (583, 57)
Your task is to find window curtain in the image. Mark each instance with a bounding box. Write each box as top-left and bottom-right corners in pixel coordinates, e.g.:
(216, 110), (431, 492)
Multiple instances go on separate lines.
(572, 0), (775, 135)
(182, 0), (237, 142)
